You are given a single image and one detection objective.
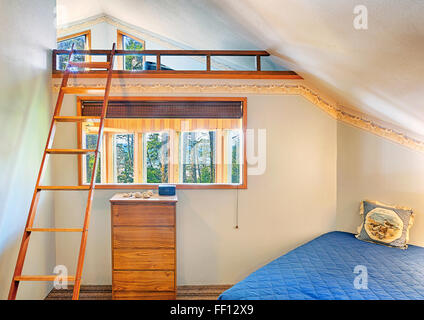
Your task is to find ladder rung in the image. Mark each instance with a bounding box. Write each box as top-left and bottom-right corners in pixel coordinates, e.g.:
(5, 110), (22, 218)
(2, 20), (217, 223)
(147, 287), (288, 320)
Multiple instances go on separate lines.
(14, 275), (76, 282)
(37, 186), (91, 191)
(26, 228), (84, 232)
(46, 149), (96, 155)
(62, 87), (106, 94)
(68, 61), (110, 69)
(54, 116), (101, 122)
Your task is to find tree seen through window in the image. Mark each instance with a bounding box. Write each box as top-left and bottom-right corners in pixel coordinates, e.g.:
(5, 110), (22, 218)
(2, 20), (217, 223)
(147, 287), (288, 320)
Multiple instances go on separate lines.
(145, 132), (169, 183)
(85, 134), (101, 184)
(114, 134), (134, 183)
(230, 131), (241, 184)
(182, 131), (215, 184)
(123, 35), (144, 71)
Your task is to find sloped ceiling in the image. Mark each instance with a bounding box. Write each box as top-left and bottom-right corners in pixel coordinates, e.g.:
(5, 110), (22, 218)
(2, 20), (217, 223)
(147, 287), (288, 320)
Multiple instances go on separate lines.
(57, 0), (424, 140)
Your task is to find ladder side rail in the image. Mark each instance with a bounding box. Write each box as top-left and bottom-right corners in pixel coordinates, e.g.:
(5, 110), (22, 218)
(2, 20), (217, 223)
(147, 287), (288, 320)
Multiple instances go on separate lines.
(72, 44), (116, 300)
(8, 45), (75, 300)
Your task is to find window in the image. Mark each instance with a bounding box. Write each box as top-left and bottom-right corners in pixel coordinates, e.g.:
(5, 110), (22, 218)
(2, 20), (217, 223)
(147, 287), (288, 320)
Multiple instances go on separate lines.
(144, 132), (169, 183)
(78, 97), (247, 189)
(113, 134), (135, 183)
(181, 131), (215, 184)
(229, 130), (242, 184)
(84, 134), (101, 184)
(57, 30), (91, 70)
(117, 30), (145, 71)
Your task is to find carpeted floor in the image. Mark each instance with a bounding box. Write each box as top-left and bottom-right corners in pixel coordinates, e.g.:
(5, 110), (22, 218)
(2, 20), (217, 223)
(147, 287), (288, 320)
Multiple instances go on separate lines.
(45, 285), (232, 300)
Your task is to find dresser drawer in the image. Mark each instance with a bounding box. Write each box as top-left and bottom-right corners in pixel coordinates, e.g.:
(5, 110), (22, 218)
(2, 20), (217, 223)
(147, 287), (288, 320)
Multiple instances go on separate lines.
(113, 227), (175, 249)
(113, 270), (175, 292)
(112, 204), (175, 226)
(113, 248), (175, 270)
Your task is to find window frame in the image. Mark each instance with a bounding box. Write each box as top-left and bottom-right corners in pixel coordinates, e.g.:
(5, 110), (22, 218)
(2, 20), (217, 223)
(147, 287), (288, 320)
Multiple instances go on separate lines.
(77, 96), (247, 189)
(57, 30), (91, 63)
(117, 30), (146, 70)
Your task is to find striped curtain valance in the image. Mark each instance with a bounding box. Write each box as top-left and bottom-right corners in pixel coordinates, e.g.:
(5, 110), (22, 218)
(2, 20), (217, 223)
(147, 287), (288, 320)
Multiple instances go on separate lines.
(81, 100), (243, 119)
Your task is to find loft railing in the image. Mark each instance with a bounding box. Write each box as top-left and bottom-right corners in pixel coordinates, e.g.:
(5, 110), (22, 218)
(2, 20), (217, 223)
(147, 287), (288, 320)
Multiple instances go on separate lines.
(52, 49), (301, 79)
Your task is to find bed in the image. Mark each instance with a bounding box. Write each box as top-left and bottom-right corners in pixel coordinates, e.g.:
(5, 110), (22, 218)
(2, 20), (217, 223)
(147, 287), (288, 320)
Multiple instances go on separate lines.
(218, 231), (424, 300)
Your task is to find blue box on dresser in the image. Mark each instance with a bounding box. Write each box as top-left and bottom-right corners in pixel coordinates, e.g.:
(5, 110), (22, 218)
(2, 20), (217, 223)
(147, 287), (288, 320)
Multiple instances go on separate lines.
(158, 184), (176, 196)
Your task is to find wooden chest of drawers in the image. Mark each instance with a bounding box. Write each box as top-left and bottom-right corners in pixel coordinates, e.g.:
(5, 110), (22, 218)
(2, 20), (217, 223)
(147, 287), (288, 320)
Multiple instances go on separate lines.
(110, 193), (177, 300)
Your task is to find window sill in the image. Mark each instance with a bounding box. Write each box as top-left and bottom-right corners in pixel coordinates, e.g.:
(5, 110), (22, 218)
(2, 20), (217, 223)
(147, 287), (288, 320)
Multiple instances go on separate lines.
(83, 183), (247, 190)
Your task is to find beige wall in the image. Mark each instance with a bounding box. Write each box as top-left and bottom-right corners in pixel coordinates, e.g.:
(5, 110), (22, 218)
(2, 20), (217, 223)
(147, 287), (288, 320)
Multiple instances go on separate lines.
(0, 0), (56, 299)
(52, 90), (338, 285)
(336, 122), (424, 246)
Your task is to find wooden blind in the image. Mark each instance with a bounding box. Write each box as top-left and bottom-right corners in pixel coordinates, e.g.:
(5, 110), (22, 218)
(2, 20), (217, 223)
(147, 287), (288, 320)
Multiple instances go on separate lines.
(81, 100), (243, 119)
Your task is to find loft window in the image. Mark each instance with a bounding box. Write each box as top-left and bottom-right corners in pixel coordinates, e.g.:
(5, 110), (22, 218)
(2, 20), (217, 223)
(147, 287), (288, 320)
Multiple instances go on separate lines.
(77, 97), (247, 189)
(57, 30), (91, 71)
(117, 30), (145, 71)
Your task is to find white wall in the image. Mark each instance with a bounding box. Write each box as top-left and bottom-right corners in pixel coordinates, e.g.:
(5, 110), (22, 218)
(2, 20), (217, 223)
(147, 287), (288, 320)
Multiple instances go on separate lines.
(0, 0), (56, 299)
(52, 90), (338, 285)
(336, 122), (424, 246)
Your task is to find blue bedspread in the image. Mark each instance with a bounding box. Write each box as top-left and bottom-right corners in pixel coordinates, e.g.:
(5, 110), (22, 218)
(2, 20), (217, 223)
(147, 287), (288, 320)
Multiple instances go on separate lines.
(219, 231), (424, 300)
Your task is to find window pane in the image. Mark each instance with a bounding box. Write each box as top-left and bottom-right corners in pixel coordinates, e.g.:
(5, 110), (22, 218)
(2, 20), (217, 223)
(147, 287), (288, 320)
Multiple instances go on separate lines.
(123, 35), (144, 71)
(81, 115), (244, 187)
(144, 132), (169, 183)
(114, 134), (134, 183)
(230, 130), (242, 184)
(57, 35), (86, 71)
(182, 131), (215, 184)
(85, 134), (101, 184)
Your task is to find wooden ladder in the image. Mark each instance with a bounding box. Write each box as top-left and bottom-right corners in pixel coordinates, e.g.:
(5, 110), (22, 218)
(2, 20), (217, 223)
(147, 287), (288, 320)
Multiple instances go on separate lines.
(8, 43), (116, 300)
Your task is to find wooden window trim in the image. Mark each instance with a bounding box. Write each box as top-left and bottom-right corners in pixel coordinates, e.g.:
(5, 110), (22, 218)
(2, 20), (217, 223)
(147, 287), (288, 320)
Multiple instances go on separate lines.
(77, 96), (247, 189)
(117, 30), (146, 70)
(57, 30), (92, 47)
(117, 30), (145, 49)
(57, 30), (91, 63)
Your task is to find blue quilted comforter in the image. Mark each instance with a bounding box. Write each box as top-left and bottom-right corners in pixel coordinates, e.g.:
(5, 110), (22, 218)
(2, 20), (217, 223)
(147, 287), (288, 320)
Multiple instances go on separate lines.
(218, 231), (424, 300)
